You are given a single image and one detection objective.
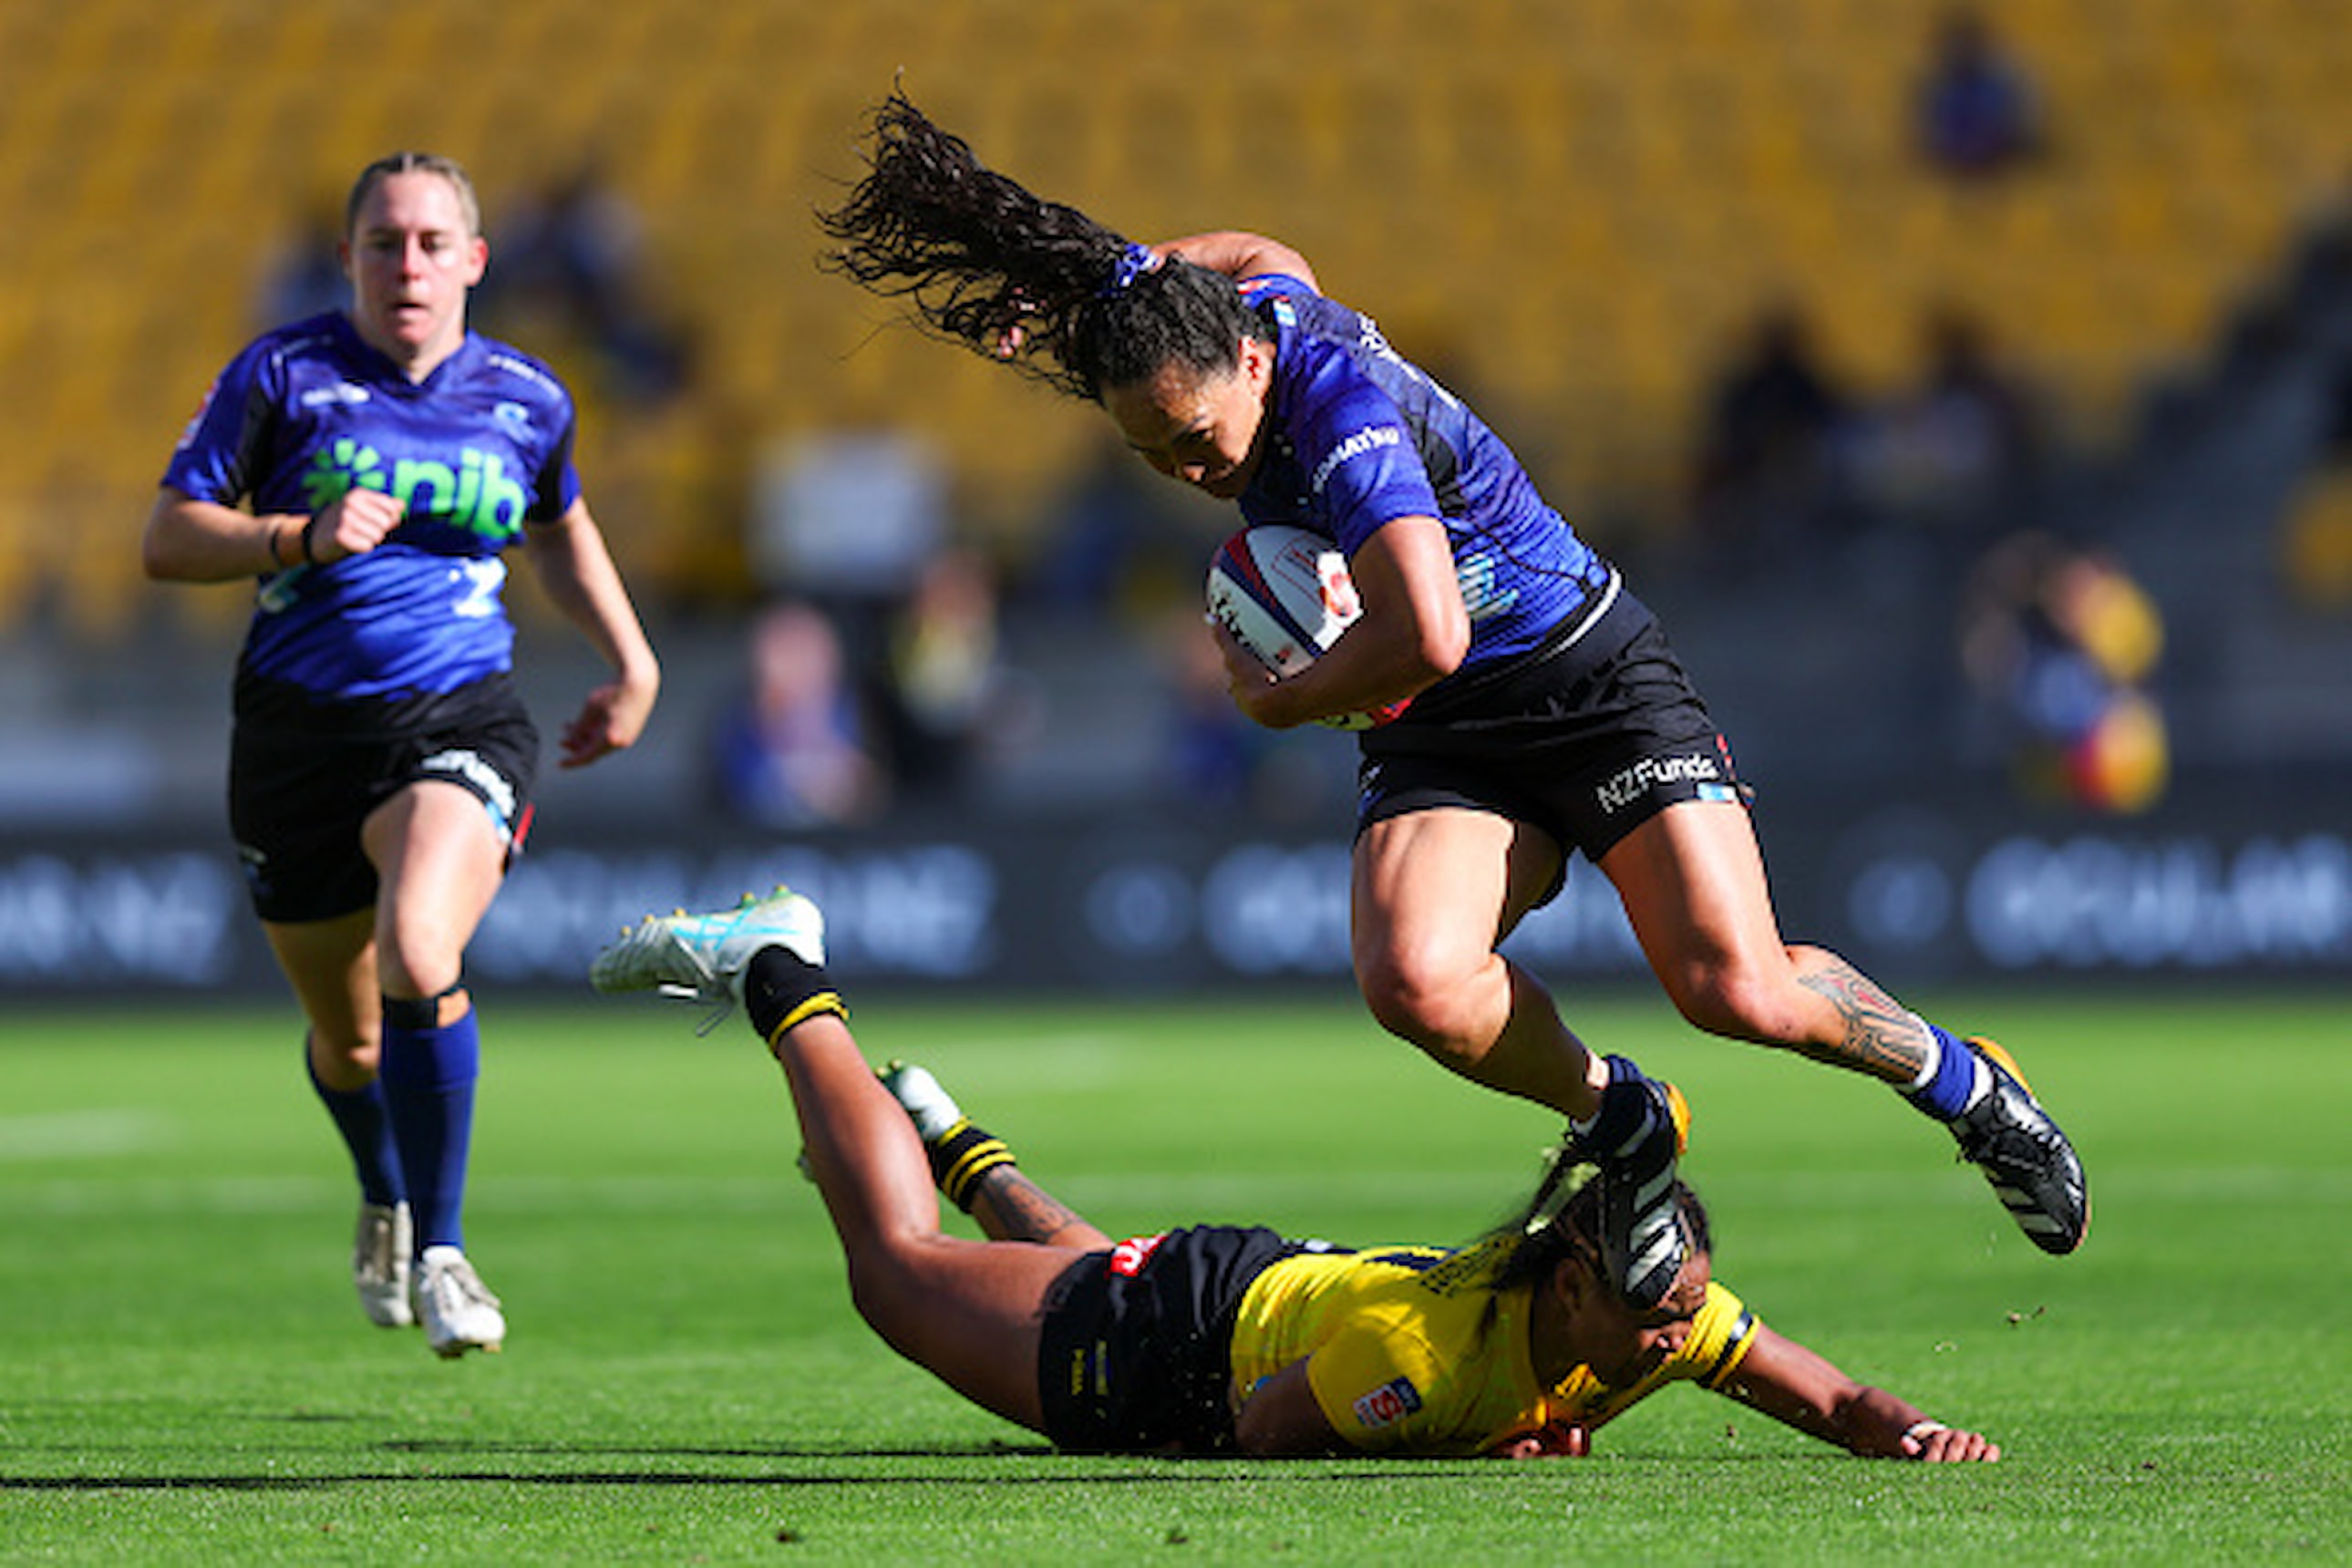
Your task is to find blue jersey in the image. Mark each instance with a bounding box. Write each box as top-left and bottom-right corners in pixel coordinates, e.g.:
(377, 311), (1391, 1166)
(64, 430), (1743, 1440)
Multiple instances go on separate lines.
(1235, 274), (1612, 677)
(163, 312), (583, 703)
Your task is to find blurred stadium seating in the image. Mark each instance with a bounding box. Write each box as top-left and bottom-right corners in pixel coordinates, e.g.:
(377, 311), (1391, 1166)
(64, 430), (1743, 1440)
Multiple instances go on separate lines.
(3, 0), (2349, 637)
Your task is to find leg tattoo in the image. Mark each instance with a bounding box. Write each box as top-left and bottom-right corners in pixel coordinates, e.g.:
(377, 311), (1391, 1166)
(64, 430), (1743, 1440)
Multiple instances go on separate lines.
(1794, 954), (1933, 1083)
(965, 1165), (1107, 1249)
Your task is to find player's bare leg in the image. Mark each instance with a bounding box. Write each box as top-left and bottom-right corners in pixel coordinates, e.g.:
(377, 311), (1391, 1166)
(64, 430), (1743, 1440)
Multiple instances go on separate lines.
(1351, 807), (1606, 1119)
(967, 1168), (1108, 1250)
(360, 780), (512, 1356)
(878, 1062), (1110, 1249)
(266, 909), (416, 1329)
(1353, 806), (1692, 1305)
(769, 991), (1087, 1430)
(593, 890), (1087, 1430)
(1601, 800), (1926, 1075)
(1603, 799), (2087, 1253)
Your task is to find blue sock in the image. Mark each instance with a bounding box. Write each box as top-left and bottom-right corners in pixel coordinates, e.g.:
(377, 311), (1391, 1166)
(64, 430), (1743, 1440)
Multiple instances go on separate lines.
(305, 1045), (406, 1208)
(380, 993), (480, 1254)
(1902, 1022), (1985, 1121)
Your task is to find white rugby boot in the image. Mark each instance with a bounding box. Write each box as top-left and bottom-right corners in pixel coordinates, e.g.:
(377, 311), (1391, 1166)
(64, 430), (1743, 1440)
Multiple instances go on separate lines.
(414, 1245), (505, 1359)
(590, 886), (827, 1030)
(879, 1060), (966, 1142)
(354, 1201), (415, 1329)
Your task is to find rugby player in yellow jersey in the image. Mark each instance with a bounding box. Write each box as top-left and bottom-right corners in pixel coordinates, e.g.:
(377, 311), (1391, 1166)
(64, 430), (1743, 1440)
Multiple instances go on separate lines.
(593, 890), (1999, 1462)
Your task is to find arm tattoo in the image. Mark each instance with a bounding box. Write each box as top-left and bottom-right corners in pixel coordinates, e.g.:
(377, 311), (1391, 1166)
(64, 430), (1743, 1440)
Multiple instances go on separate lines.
(970, 1168), (1091, 1246)
(1795, 957), (1930, 1081)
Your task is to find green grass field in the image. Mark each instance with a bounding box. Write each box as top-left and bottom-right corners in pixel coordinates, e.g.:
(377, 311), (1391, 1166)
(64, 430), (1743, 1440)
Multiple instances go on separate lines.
(4, 987), (2347, 1563)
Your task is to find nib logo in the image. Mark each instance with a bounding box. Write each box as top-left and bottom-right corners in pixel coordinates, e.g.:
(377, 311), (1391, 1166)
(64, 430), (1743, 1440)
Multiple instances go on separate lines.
(397, 448), (529, 541)
(301, 438), (390, 511)
(294, 440), (530, 542)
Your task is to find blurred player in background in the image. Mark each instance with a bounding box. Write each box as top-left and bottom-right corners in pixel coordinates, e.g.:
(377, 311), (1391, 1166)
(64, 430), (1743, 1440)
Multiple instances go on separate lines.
(142, 152), (662, 1357)
(815, 92), (2086, 1308)
(591, 886), (2001, 1462)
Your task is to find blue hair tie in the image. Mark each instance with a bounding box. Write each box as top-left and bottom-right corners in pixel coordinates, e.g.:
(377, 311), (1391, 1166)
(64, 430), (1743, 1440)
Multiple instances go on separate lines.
(1101, 242), (1158, 298)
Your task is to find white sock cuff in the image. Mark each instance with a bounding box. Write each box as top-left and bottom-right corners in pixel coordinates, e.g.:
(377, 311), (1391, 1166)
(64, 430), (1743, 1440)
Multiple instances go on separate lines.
(1904, 1015), (1941, 1091)
(1963, 1049), (1994, 1110)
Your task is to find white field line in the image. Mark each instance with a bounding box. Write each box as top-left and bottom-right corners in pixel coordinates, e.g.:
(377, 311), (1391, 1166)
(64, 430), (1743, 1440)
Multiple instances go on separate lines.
(0, 1109), (174, 1161)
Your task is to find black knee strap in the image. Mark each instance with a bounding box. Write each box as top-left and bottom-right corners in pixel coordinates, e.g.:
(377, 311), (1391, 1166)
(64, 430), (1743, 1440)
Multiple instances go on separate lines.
(383, 984), (466, 1030)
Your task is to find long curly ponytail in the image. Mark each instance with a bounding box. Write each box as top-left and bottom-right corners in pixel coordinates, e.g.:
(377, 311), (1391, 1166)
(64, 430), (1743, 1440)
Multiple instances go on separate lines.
(818, 89), (1268, 404)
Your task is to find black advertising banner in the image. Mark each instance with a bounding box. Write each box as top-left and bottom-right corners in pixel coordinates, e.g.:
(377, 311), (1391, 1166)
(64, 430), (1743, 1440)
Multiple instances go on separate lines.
(1, 782), (2346, 1000)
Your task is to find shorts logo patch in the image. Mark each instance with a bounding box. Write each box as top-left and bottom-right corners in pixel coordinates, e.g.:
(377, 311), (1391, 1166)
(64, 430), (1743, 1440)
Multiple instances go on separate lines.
(1352, 1377), (1423, 1430)
(1108, 1233), (1167, 1277)
(419, 747), (519, 833)
(1594, 751), (1723, 816)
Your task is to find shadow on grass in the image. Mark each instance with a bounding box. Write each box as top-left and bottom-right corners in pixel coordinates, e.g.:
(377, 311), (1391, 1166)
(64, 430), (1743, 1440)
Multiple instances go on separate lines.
(0, 1462), (1528, 1492)
(4, 1413), (1844, 1490)
(3, 1442), (1836, 1493)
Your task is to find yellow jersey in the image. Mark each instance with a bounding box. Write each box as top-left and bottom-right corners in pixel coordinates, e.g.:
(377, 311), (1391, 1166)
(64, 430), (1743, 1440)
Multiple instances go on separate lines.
(1227, 1235), (1759, 1456)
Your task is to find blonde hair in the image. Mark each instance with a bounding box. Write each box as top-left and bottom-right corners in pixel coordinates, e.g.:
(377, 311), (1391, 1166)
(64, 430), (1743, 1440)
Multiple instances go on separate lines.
(345, 151), (483, 239)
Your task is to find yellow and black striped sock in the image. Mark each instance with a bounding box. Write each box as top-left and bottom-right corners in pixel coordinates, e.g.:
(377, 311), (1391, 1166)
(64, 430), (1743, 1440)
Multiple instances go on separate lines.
(744, 947), (847, 1048)
(928, 1119), (1016, 1212)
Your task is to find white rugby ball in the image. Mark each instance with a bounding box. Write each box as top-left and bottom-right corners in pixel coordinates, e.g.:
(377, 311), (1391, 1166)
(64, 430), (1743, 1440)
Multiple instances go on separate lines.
(1204, 523), (1361, 676)
(1203, 525), (1405, 730)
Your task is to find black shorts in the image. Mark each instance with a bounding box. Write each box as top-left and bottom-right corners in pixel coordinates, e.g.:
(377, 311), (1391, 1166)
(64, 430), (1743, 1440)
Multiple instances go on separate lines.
(1357, 579), (1749, 892)
(1036, 1225), (1312, 1455)
(228, 672), (540, 923)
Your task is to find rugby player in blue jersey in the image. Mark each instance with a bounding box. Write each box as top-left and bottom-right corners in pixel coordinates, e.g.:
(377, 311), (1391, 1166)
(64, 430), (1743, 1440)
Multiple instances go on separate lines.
(593, 887), (2001, 1462)
(143, 152), (662, 1357)
(816, 93), (2086, 1307)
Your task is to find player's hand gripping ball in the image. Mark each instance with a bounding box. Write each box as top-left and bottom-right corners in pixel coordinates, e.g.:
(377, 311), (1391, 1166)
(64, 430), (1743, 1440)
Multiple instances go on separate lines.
(1203, 524), (1408, 730)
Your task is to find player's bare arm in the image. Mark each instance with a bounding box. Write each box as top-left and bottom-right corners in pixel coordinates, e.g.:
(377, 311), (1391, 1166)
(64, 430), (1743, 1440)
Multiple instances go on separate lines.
(1155, 231), (1320, 292)
(520, 499), (661, 767)
(1232, 1358), (1349, 1457)
(1229, 516), (1467, 729)
(1717, 1324), (2000, 1462)
(142, 485), (399, 583)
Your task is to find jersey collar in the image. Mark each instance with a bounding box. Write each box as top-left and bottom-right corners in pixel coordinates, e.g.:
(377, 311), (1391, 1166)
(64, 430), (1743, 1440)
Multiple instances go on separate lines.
(331, 310), (485, 395)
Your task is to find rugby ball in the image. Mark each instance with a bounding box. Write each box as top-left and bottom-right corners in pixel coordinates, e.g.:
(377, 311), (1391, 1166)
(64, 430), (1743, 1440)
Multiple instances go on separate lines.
(1205, 524), (1360, 676)
(1203, 524), (1406, 730)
